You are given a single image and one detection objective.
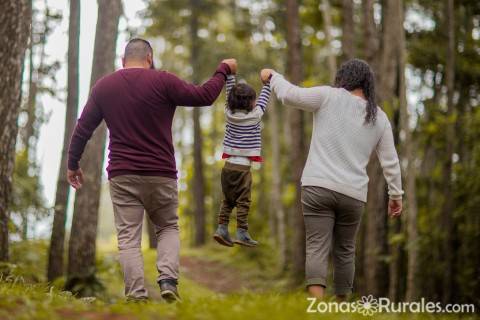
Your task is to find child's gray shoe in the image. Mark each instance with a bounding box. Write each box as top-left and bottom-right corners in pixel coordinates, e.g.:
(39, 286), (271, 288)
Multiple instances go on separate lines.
(234, 229), (258, 247)
(213, 224), (234, 247)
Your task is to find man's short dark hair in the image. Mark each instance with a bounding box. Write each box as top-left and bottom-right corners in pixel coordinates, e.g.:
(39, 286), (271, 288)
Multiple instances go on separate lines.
(124, 38), (153, 62)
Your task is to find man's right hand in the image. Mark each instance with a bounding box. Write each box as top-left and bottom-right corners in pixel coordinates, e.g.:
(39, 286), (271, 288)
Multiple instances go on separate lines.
(67, 168), (84, 189)
(388, 199), (403, 218)
(222, 58), (237, 74)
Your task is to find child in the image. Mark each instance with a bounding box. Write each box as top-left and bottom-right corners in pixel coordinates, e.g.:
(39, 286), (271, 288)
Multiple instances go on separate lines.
(213, 72), (271, 247)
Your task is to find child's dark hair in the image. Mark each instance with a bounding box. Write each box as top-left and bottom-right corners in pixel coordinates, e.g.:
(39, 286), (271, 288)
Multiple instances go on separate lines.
(334, 59), (377, 125)
(227, 83), (256, 113)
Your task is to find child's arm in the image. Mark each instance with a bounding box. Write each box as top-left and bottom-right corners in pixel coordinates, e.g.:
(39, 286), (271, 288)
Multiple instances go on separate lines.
(225, 74), (236, 109)
(256, 81), (271, 114)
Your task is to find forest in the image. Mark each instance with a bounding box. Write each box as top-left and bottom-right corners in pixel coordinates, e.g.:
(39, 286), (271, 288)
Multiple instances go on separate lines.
(0, 0), (479, 319)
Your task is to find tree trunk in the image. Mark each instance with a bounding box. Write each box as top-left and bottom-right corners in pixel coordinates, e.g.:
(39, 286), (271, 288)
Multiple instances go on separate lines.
(190, 0), (206, 246)
(341, 0), (355, 61)
(0, 0), (31, 263)
(364, 0), (400, 297)
(364, 161), (388, 296)
(395, 0), (419, 302)
(356, 0), (377, 294)
(286, 0), (305, 284)
(65, 0), (122, 295)
(388, 108), (402, 302)
(210, 98), (221, 233)
(47, 0), (80, 282)
(362, 0), (378, 65)
(378, 0), (399, 101)
(321, 0), (337, 83)
(22, 37), (37, 155)
(22, 7), (48, 158)
(388, 0), (410, 302)
(441, 0), (455, 304)
(270, 101), (287, 270)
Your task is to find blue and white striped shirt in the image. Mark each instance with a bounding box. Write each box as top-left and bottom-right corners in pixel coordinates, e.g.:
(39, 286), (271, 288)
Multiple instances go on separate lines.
(223, 75), (271, 157)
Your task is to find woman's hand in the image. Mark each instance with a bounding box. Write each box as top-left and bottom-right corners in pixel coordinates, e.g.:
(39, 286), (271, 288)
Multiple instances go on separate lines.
(388, 199), (402, 218)
(260, 69), (274, 84)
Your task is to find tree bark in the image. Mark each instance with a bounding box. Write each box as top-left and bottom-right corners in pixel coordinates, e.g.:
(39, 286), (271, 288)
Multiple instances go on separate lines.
(0, 0), (31, 263)
(388, 0), (409, 302)
(22, 6), (48, 158)
(356, 0), (377, 294)
(341, 0), (355, 61)
(190, 0), (206, 246)
(286, 0), (305, 284)
(22, 38), (37, 155)
(364, 161), (388, 296)
(321, 0), (337, 83)
(47, 0), (80, 282)
(362, 0), (378, 65)
(270, 101), (287, 270)
(395, 0), (419, 302)
(65, 0), (122, 294)
(364, 0), (399, 297)
(441, 0), (455, 304)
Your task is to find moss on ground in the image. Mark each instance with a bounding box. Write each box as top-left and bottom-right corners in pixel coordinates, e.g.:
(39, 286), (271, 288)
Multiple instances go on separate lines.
(0, 242), (477, 320)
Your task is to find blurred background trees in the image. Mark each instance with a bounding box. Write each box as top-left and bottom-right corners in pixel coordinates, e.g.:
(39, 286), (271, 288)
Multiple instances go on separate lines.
(64, 0), (123, 296)
(0, 0), (478, 307)
(47, 0), (80, 283)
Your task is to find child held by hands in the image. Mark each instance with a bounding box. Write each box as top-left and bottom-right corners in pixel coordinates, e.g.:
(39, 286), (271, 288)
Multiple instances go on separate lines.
(213, 70), (271, 247)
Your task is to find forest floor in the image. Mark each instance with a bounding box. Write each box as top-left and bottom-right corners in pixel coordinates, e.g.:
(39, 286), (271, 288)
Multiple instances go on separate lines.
(0, 241), (477, 320)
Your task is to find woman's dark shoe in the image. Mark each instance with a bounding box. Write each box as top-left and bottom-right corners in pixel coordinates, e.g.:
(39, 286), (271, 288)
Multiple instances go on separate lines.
(234, 229), (258, 247)
(213, 224), (234, 247)
(159, 279), (181, 303)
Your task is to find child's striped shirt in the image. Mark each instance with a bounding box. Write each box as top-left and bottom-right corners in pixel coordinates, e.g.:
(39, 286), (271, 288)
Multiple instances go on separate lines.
(222, 75), (271, 159)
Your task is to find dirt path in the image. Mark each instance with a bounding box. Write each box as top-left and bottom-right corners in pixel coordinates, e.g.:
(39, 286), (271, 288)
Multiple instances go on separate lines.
(179, 256), (250, 294)
(144, 255), (253, 297)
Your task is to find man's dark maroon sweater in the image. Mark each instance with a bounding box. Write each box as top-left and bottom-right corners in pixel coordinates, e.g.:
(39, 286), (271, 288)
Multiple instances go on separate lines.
(68, 63), (231, 179)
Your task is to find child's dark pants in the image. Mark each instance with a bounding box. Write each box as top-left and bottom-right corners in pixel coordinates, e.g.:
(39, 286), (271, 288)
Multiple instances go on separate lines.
(218, 162), (252, 230)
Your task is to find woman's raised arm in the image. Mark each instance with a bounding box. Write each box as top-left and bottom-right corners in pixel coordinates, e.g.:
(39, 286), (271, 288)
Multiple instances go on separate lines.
(263, 69), (330, 112)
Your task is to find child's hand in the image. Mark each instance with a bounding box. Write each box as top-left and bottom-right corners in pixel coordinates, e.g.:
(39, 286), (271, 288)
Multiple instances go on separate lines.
(222, 58), (237, 74)
(260, 69), (274, 84)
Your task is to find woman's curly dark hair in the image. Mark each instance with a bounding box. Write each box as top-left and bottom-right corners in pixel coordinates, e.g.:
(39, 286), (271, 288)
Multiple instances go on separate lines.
(227, 83), (256, 113)
(334, 59), (377, 125)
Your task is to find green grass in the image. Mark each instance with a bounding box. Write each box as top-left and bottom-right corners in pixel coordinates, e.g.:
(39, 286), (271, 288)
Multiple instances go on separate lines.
(180, 243), (289, 291)
(0, 279), (477, 320)
(0, 241), (477, 319)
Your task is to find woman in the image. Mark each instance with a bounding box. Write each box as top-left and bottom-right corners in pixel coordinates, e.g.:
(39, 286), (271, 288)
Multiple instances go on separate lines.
(261, 59), (403, 299)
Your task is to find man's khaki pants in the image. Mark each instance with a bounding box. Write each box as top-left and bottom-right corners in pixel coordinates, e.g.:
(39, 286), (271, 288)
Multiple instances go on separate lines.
(109, 175), (179, 299)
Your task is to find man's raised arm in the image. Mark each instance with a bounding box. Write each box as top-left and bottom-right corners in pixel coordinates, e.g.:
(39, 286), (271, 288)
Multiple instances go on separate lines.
(165, 59), (237, 107)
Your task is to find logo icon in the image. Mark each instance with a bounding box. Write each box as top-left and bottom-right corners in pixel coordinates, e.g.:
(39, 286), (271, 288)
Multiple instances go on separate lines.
(356, 295), (379, 316)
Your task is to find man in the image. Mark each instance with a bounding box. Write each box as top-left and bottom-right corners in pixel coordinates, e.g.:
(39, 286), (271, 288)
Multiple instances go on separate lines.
(67, 38), (237, 302)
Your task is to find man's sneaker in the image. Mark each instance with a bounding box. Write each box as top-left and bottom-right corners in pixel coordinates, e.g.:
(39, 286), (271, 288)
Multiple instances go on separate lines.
(213, 224), (234, 247)
(234, 229), (258, 247)
(159, 279), (181, 303)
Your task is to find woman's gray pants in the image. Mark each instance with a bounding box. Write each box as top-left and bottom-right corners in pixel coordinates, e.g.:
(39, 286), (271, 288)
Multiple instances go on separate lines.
(302, 186), (365, 295)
